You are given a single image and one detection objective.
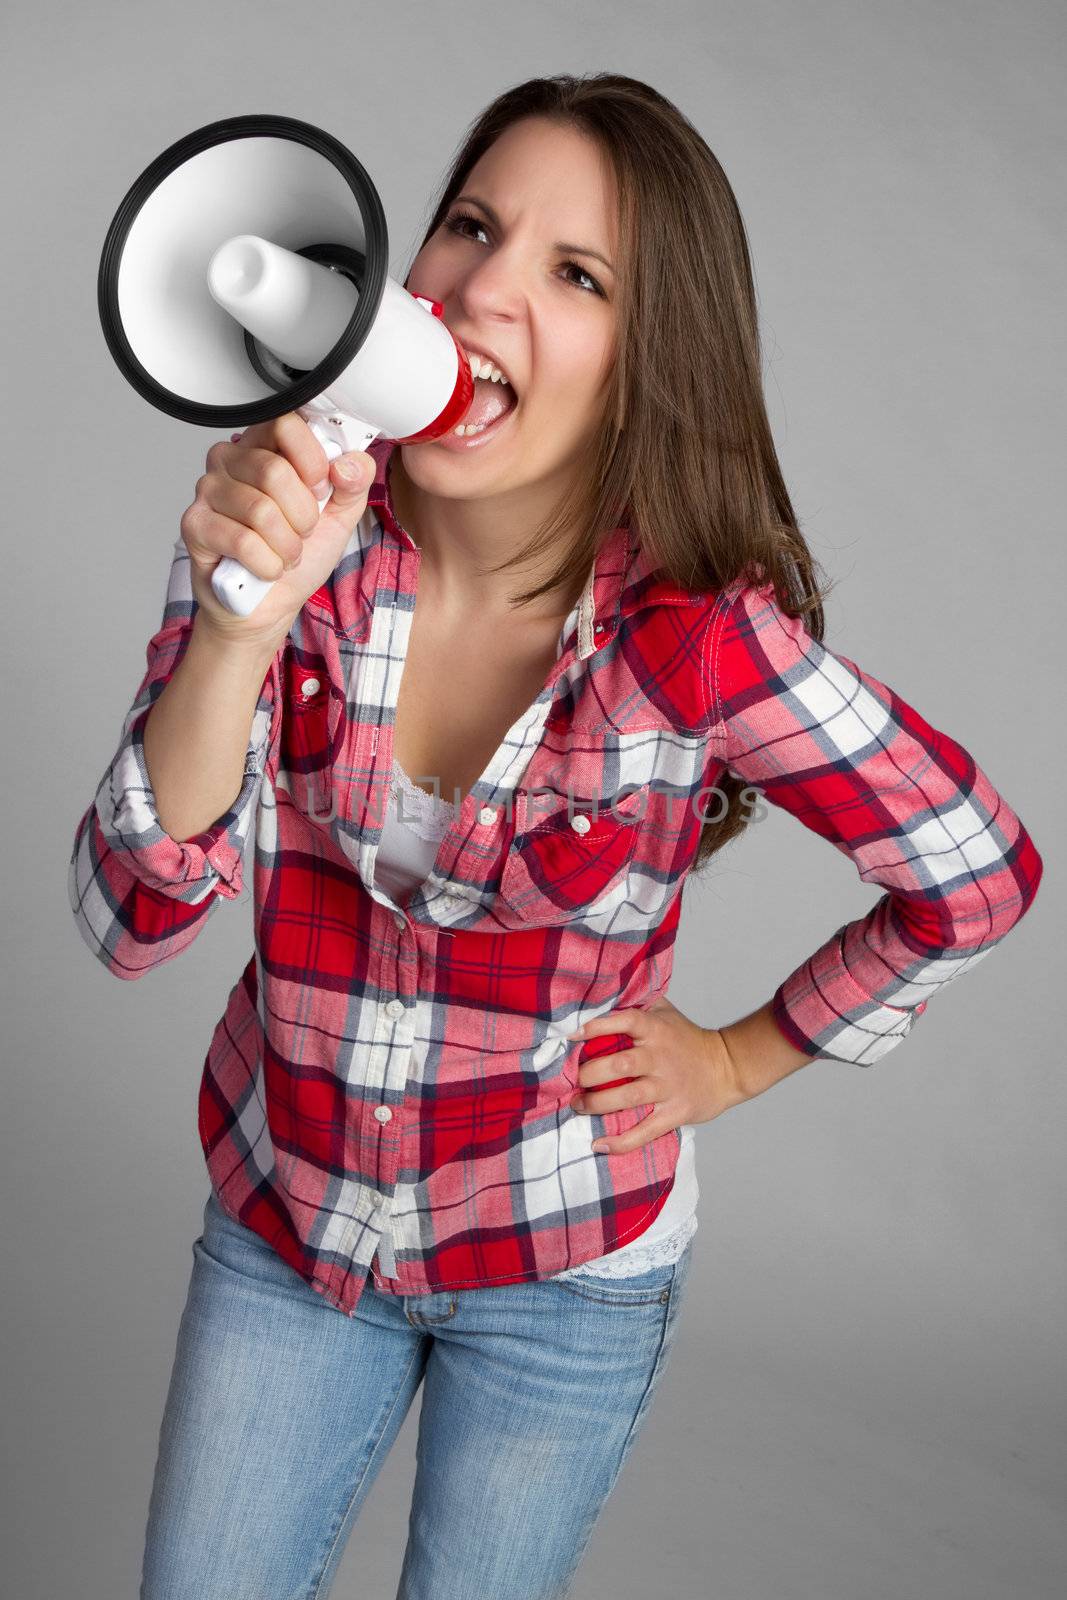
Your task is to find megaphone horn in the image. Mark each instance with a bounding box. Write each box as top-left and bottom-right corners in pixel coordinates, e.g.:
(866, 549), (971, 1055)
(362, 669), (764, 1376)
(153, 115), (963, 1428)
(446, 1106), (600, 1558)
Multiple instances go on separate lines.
(97, 114), (473, 617)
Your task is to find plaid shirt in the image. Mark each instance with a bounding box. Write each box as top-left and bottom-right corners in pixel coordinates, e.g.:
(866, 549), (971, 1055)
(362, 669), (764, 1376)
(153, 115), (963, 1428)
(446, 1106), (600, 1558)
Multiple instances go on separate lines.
(68, 436), (1044, 1316)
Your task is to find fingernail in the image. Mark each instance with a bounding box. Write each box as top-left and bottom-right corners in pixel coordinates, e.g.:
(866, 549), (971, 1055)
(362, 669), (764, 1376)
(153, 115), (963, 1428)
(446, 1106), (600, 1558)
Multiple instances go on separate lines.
(334, 455), (364, 483)
(591, 1141), (608, 1153)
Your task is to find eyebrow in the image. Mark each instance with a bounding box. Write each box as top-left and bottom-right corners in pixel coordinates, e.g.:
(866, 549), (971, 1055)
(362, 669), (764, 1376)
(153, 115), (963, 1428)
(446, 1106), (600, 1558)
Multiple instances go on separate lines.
(451, 194), (616, 276)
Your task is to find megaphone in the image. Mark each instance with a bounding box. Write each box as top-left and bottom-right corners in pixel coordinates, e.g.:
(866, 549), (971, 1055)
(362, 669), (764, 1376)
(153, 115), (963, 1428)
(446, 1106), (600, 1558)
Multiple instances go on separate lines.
(97, 114), (474, 616)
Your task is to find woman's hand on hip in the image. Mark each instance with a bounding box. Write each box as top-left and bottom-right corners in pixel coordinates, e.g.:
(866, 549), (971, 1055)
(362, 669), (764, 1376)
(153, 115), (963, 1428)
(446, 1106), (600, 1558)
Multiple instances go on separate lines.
(566, 997), (751, 1155)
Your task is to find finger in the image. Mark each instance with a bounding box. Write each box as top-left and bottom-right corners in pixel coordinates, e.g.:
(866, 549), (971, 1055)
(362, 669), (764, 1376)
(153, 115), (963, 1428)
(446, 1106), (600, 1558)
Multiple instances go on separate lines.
(223, 446), (321, 540)
(187, 507), (296, 583)
(574, 1065), (657, 1111)
(575, 1052), (642, 1090)
(184, 499), (281, 579)
(591, 1108), (676, 1155)
(567, 1007), (643, 1041)
(324, 450), (376, 511)
(265, 411), (333, 498)
(571, 1080), (641, 1114)
(206, 475), (305, 573)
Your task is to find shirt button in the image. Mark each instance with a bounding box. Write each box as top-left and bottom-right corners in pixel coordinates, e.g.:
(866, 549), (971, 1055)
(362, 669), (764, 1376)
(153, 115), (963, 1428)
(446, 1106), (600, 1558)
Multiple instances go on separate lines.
(374, 1105), (392, 1123)
(385, 998), (405, 1019)
(478, 806), (497, 826)
(299, 675), (321, 697)
(393, 912), (405, 930)
(570, 814), (592, 835)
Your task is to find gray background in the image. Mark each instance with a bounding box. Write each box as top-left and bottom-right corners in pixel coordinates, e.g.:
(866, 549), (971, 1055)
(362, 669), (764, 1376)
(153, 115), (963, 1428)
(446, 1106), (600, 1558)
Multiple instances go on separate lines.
(3, 1), (1063, 1595)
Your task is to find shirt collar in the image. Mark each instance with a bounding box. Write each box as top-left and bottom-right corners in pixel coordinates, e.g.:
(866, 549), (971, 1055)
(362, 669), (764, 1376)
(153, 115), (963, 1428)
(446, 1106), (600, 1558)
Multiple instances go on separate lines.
(363, 435), (632, 660)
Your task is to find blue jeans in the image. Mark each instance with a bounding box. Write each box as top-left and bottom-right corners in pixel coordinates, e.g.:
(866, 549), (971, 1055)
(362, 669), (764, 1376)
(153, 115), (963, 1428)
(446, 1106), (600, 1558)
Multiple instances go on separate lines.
(139, 1188), (695, 1599)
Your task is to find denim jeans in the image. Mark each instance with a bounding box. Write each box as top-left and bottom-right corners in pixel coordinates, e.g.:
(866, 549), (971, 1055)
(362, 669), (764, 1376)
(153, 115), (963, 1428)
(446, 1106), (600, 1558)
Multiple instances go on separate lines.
(139, 1188), (695, 1600)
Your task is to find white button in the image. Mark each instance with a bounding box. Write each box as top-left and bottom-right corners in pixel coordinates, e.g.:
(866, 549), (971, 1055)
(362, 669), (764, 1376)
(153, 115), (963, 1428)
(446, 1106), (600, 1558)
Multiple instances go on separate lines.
(299, 676), (321, 697)
(570, 814), (592, 835)
(374, 1105), (392, 1123)
(478, 805), (497, 826)
(393, 912), (405, 929)
(385, 998), (405, 1019)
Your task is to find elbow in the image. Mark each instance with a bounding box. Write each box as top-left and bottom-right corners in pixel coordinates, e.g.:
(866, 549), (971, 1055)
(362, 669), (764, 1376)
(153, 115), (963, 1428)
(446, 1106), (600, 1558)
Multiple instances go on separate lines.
(68, 821), (145, 980)
(68, 824), (213, 980)
(1019, 832), (1044, 916)
(68, 909), (151, 981)
(891, 833), (1044, 959)
(988, 827), (1044, 942)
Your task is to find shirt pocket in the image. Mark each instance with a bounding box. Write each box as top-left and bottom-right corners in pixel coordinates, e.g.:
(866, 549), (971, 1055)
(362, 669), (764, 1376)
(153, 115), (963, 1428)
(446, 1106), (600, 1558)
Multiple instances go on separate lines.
(278, 651), (343, 822)
(494, 784), (649, 927)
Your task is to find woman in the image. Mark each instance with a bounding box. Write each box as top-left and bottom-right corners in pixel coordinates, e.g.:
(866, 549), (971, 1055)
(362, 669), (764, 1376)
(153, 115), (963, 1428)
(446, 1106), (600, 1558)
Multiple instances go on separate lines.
(68, 74), (1043, 1600)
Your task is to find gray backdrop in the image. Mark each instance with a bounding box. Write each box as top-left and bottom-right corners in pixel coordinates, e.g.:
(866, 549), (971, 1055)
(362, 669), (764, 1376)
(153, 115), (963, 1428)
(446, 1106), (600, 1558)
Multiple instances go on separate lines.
(3, 1), (1063, 1595)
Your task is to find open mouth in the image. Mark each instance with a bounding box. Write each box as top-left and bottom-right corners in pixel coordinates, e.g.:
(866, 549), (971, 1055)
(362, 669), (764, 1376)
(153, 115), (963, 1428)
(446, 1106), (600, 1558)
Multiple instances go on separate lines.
(448, 345), (519, 439)
(454, 366), (517, 432)
(450, 379), (517, 437)
(437, 371), (518, 447)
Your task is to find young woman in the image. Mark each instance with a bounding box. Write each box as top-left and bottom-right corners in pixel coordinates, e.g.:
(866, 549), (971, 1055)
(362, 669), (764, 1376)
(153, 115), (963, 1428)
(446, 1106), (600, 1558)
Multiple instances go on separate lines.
(69, 74), (1043, 1600)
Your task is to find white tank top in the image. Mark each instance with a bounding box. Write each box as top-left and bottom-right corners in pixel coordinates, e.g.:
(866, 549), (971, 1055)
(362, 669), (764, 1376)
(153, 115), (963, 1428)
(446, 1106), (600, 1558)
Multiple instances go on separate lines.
(374, 756), (698, 1279)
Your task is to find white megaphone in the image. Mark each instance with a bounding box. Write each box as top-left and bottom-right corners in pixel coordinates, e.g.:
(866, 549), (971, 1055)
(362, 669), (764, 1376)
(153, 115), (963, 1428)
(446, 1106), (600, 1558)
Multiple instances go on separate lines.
(97, 114), (474, 616)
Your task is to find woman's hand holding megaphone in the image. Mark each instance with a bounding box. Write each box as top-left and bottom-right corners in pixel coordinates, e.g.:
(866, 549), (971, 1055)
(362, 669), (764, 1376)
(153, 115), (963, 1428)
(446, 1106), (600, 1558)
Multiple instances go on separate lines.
(181, 412), (376, 651)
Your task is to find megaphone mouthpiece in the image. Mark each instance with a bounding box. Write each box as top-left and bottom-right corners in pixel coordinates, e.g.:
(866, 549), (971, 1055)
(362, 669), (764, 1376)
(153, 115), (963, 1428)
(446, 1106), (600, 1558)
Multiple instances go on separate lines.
(207, 233), (358, 372)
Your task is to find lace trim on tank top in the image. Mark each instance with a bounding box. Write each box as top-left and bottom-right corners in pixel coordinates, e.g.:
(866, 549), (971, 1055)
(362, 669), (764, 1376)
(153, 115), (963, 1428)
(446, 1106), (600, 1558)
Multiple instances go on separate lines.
(389, 759), (456, 842)
(550, 1213), (698, 1280)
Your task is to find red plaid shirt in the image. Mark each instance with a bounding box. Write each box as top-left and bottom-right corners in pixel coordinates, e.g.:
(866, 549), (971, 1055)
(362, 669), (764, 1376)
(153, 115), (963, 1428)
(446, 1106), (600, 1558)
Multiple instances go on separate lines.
(68, 436), (1044, 1316)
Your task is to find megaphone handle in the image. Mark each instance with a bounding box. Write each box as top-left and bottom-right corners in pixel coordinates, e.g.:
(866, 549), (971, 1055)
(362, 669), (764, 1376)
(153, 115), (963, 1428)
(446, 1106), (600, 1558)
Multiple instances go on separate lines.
(208, 411), (380, 617)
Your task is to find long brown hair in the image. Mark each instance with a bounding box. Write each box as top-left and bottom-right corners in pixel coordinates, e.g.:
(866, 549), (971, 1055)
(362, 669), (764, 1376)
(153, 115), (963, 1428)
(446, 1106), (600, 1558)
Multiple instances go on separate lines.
(400, 72), (834, 872)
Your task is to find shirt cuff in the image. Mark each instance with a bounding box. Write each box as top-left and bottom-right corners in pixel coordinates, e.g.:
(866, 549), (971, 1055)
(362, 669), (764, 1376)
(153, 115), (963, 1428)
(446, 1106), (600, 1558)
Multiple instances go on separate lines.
(92, 694), (275, 904)
(771, 922), (930, 1065)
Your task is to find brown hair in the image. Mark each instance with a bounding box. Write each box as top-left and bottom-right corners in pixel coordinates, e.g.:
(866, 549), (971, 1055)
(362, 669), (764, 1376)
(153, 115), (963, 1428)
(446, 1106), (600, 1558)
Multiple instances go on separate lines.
(400, 72), (834, 872)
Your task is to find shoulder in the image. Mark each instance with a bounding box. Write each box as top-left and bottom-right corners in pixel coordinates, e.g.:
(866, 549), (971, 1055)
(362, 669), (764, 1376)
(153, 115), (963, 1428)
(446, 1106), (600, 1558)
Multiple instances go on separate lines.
(701, 577), (828, 736)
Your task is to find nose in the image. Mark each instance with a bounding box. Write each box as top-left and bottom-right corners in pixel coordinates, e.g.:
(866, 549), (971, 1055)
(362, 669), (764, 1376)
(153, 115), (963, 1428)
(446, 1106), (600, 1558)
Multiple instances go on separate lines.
(453, 239), (526, 322)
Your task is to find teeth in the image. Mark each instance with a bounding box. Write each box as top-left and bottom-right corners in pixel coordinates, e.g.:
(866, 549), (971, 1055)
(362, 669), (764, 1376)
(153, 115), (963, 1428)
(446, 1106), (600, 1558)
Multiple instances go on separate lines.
(466, 351), (513, 388)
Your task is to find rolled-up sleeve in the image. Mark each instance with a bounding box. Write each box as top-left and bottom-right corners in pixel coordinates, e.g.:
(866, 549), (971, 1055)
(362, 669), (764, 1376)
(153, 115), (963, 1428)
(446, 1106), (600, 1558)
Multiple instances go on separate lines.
(706, 580), (1044, 1064)
(68, 538), (283, 978)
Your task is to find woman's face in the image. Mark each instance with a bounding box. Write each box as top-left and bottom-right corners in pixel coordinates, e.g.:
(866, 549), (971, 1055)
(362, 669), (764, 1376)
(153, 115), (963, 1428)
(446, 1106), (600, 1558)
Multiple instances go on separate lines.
(400, 116), (619, 508)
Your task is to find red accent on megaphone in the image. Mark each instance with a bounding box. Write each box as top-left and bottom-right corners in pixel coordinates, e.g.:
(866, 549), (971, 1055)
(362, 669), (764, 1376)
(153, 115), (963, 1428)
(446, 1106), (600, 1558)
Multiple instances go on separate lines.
(393, 326), (474, 443)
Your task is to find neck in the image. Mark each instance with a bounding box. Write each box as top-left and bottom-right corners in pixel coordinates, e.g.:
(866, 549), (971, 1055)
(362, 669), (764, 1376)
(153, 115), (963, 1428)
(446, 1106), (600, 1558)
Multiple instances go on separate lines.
(388, 451), (586, 626)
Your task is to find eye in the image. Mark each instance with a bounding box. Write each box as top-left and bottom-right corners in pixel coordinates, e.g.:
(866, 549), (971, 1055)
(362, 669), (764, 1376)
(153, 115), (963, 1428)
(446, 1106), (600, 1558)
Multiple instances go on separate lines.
(561, 261), (604, 296)
(444, 210), (606, 298)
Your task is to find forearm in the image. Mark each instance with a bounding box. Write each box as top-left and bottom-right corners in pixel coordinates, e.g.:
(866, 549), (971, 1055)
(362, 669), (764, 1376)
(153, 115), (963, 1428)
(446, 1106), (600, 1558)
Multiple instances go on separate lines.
(142, 614), (280, 843)
(718, 998), (817, 1098)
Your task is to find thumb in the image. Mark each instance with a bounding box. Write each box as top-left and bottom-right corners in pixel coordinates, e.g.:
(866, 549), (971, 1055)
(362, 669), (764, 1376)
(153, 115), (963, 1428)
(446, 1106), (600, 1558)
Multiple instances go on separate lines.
(323, 450), (376, 510)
